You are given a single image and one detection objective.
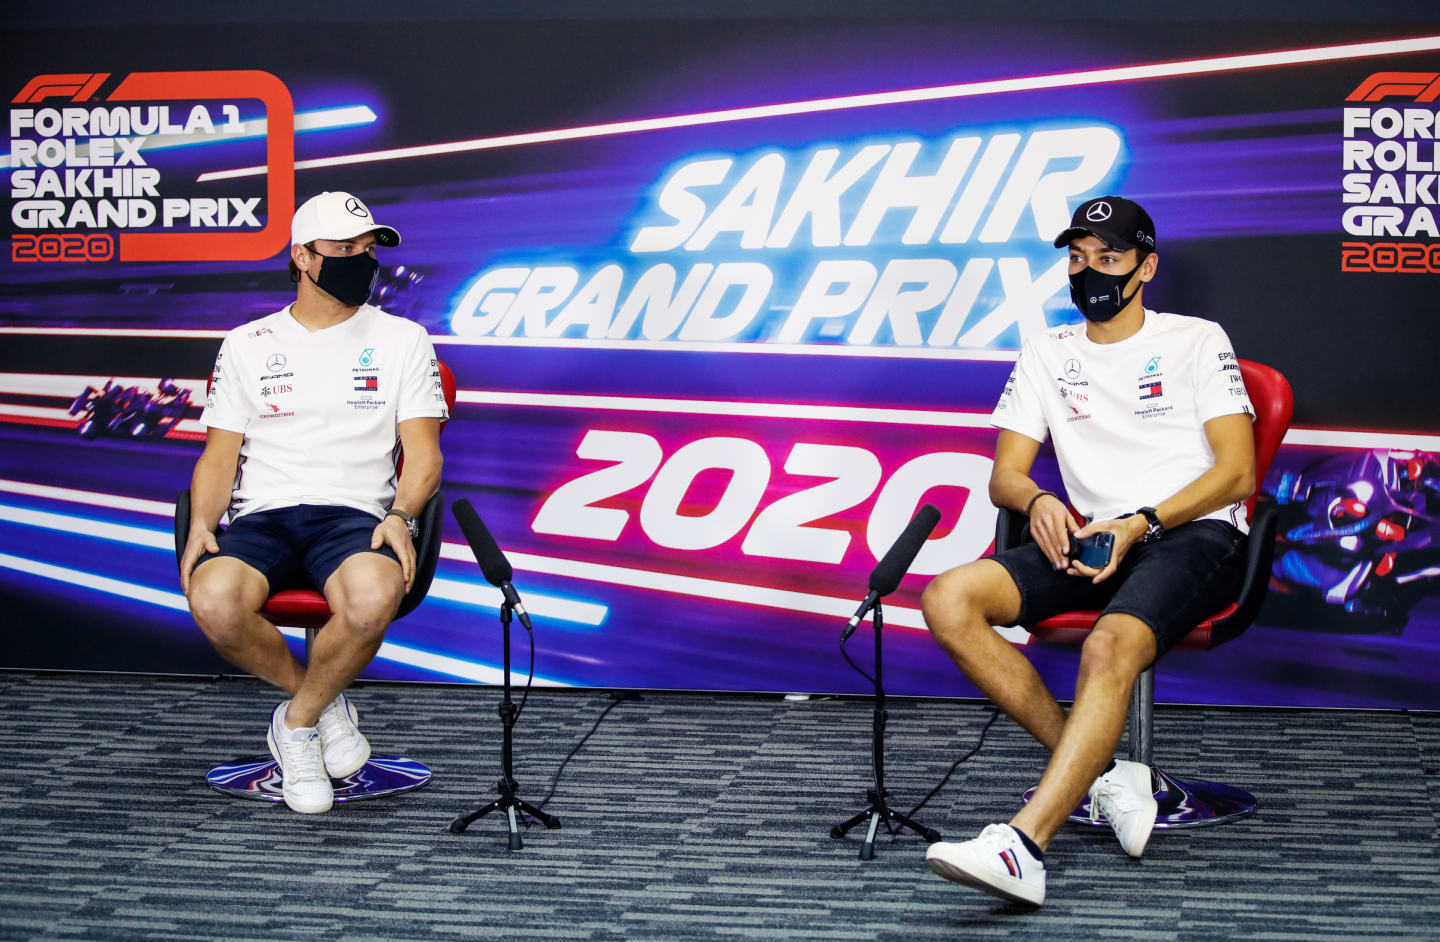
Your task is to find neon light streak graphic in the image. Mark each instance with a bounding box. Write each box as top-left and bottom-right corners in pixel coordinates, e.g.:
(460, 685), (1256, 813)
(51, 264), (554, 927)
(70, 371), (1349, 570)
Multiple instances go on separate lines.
(0, 105), (378, 169)
(195, 35), (1440, 181)
(0, 552), (569, 685)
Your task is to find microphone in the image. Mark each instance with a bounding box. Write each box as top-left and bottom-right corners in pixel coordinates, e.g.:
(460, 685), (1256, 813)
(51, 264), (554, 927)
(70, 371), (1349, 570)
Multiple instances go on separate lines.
(453, 498), (532, 630)
(842, 504), (942, 641)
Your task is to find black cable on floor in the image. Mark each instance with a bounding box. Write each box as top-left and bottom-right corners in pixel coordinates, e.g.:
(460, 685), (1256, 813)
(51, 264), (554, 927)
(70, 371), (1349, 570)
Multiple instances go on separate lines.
(526, 691), (638, 823)
(905, 707), (1002, 819)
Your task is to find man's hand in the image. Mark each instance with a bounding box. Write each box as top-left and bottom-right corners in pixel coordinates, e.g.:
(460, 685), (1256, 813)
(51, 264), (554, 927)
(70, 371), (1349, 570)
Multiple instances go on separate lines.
(1029, 493), (1079, 570)
(373, 514), (416, 591)
(1067, 514), (1148, 584)
(179, 527), (220, 595)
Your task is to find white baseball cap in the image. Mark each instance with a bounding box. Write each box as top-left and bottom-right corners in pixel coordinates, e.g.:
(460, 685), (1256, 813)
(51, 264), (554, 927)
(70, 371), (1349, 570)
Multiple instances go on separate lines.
(291, 191), (400, 247)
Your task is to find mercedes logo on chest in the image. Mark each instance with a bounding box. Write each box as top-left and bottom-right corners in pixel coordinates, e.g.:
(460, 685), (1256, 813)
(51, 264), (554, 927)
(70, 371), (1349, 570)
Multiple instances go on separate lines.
(267, 353), (287, 373)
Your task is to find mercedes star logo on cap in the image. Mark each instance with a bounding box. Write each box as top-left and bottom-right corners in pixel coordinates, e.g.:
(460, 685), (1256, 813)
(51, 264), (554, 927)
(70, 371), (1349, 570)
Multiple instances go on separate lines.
(1086, 201), (1112, 222)
(344, 197), (369, 218)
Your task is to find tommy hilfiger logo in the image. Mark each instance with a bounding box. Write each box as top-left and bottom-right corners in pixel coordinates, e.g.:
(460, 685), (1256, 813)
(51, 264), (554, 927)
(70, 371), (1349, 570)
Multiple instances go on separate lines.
(354, 376), (378, 392)
(1139, 381), (1164, 400)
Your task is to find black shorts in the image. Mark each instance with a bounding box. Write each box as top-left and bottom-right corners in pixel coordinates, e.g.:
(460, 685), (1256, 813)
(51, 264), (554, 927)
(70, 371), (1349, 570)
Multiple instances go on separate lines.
(194, 504), (400, 594)
(989, 519), (1247, 659)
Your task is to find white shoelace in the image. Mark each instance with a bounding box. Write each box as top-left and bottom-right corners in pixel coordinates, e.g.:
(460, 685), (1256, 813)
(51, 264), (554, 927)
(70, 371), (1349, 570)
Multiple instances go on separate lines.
(974, 824), (1020, 853)
(316, 698), (353, 742)
(281, 730), (327, 783)
(1090, 780), (1142, 824)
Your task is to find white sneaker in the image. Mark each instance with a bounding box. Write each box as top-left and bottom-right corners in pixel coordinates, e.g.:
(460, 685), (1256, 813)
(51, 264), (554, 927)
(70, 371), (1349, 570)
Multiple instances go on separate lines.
(925, 824), (1046, 906)
(266, 701), (333, 814)
(316, 692), (370, 779)
(1089, 759), (1158, 857)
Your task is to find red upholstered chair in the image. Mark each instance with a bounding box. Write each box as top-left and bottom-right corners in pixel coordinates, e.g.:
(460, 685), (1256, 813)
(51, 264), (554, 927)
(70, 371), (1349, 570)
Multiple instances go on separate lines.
(174, 361), (457, 803)
(995, 359), (1293, 827)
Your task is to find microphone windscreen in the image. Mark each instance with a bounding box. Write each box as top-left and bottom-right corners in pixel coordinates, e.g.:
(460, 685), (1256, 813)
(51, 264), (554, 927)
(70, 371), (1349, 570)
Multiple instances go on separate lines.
(868, 504), (941, 596)
(452, 498), (513, 586)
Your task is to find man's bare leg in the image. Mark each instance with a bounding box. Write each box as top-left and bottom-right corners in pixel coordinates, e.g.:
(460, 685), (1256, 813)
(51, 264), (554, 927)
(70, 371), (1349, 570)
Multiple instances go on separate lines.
(285, 553), (405, 728)
(188, 557), (306, 694)
(1009, 613), (1155, 849)
(921, 559), (1068, 751)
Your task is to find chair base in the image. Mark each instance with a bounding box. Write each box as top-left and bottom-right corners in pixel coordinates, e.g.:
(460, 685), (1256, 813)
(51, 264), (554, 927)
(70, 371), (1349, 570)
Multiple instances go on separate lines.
(1023, 766), (1257, 829)
(206, 754), (432, 803)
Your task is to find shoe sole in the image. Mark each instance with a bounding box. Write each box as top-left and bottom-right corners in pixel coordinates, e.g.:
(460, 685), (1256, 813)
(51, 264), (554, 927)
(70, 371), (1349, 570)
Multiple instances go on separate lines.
(926, 855), (1044, 906)
(321, 697), (370, 779)
(1121, 795), (1159, 858)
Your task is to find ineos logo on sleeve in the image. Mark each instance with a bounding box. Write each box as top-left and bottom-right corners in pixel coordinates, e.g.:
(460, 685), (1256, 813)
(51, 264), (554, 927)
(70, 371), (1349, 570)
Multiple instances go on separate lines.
(1086, 201), (1112, 222)
(344, 198), (369, 218)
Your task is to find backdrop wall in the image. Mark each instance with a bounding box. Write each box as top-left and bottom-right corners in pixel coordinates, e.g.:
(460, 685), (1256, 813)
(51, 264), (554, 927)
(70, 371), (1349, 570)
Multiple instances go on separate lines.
(3, 9), (1438, 707)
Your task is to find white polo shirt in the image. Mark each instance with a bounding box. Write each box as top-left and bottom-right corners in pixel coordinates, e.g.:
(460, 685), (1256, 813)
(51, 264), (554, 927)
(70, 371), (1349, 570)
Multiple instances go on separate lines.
(992, 309), (1255, 532)
(201, 304), (449, 520)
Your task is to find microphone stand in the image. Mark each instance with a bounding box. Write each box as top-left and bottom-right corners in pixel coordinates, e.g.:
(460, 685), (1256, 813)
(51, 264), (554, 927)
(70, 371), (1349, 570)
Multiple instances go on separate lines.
(830, 600), (941, 859)
(448, 599), (560, 849)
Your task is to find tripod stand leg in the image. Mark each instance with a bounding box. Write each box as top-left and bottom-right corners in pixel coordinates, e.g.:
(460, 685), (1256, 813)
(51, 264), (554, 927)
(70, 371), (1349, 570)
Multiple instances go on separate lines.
(506, 804), (523, 850)
(887, 810), (942, 843)
(860, 812), (881, 860)
(516, 799), (562, 830)
(448, 799), (502, 834)
(831, 808), (870, 839)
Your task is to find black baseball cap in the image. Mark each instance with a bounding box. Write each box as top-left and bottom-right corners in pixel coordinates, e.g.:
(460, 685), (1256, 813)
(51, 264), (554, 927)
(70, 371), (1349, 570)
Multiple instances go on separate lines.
(1053, 195), (1156, 254)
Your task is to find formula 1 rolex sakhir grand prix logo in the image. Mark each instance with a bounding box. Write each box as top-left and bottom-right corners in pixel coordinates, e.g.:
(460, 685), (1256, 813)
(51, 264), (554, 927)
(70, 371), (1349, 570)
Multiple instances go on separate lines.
(8, 71), (294, 263)
(1339, 69), (1440, 274)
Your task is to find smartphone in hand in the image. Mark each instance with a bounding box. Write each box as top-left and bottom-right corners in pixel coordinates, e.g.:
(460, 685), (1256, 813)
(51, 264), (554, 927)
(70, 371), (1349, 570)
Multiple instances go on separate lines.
(1068, 531), (1115, 569)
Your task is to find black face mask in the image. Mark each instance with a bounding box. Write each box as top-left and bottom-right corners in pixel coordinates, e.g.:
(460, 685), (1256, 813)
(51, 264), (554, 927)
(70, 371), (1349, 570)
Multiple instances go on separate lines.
(306, 250), (379, 307)
(1068, 261), (1141, 323)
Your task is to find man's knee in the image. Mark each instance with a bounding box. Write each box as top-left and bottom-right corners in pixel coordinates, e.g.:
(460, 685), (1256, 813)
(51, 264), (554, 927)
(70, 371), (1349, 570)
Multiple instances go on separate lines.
(328, 557), (404, 639)
(1079, 615), (1155, 679)
(921, 560), (1019, 648)
(188, 562), (263, 646)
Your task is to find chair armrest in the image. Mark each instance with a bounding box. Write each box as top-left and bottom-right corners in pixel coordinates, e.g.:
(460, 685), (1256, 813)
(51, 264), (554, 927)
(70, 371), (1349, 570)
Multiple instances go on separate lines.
(396, 489), (447, 620)
(994, 505), (1029, 553)
(174, 489), (191, 570)
(1209, 502), (1279, 647)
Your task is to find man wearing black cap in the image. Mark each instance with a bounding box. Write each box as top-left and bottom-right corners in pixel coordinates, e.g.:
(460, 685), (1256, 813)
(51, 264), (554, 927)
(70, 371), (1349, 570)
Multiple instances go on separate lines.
(178, 191), (447, 814)
(920, 196), (1256, 905)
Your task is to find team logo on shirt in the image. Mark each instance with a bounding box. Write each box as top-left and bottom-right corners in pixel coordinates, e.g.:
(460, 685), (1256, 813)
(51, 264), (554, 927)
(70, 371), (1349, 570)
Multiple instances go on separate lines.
(1144, 356), (1161, 373)
(266, 353), (287, 373)
(358, 348), (375, 367)
(355, 376), (379, 392)
(1064, 358), (1082, 380)
(1139, 381), (1163, 400)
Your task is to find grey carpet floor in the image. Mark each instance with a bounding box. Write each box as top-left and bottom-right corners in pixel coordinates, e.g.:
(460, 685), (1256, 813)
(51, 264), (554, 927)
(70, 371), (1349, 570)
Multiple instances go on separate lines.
(0, 672), (1435, 941)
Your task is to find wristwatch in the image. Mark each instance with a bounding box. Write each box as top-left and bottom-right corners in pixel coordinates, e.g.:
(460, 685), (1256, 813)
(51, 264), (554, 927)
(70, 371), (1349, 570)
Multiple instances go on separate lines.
(1136, 506), (1165, 543)
(386, 507), (419, 540)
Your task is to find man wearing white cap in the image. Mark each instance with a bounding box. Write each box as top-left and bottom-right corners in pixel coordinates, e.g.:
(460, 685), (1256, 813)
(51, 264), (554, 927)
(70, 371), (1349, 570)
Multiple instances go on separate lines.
(179, 191), (447, 814)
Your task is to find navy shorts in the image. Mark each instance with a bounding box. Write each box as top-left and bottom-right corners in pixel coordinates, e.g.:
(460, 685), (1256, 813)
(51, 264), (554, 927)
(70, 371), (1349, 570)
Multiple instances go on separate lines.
(194, 504), (400, 594)
(989, 519), (1247, 659)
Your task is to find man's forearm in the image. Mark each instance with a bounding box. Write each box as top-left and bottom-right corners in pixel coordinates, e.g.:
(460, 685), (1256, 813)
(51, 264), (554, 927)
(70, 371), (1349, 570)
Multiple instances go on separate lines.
(990, 466), (1053, 515)
(390, 453), (442, 518)
(189, 453), (236, 534)
(1149, 460), (1254, 530)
